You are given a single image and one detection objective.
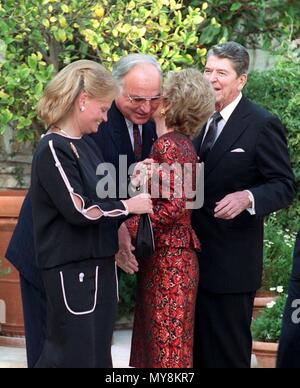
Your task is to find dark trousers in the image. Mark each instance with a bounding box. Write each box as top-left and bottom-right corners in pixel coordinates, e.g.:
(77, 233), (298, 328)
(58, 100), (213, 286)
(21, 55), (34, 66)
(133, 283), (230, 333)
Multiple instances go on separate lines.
(277, 273), (300, 366)
(194, 287), (255, 368)
(20, 275), (47, 368)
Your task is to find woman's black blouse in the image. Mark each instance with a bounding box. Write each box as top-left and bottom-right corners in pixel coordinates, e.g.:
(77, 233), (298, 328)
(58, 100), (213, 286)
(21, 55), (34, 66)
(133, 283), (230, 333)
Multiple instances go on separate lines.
(31, 133), (127, 269)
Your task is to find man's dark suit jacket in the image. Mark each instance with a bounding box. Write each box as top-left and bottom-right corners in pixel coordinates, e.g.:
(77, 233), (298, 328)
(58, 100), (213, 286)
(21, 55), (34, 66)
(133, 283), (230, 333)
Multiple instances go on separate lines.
(5, 191), (43, 290)
(192, 96), (296, 294)
(290, 231), (300, 281)
(90, 101), (157, 198)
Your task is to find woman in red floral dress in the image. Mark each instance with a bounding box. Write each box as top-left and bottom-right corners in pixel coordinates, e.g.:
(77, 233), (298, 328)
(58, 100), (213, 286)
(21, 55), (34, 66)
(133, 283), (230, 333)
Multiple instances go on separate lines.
(126, 69), (215, 368)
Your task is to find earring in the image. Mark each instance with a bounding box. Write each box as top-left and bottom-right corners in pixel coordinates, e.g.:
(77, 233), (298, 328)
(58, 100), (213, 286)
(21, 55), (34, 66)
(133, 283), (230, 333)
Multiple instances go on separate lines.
(80, 106), (85, 112)
(160, 108), (166, 117)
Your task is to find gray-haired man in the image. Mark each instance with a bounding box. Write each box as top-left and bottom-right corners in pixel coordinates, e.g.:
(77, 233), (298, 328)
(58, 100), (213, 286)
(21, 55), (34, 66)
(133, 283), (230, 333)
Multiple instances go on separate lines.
(193, 41), (295, 368)
(91, 54), (162, 274)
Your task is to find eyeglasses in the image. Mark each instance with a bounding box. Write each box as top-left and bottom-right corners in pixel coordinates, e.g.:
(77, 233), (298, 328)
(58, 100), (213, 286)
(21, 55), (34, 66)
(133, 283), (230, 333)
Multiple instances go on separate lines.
(127, 94), (162, 106)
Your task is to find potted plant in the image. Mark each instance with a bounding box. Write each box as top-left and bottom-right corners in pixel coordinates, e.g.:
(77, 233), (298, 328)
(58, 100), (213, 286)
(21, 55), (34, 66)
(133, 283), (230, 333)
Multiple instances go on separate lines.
(252, 292), (287, 368)
(115, 274), (136, 329)
(0, 190), (26, 342)
(253, 216), (296, 319)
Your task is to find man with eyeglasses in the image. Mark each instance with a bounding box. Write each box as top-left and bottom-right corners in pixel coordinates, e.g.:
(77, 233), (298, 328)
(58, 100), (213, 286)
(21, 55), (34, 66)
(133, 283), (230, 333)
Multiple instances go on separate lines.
(91, 53), (160, 170)
(91, 54), (161, 274)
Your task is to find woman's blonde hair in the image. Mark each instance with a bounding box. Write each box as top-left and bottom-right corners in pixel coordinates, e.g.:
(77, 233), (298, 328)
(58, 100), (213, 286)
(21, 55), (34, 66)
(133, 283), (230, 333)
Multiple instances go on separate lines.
(37, 60), (118, 126)
(163, 68), (215, 138)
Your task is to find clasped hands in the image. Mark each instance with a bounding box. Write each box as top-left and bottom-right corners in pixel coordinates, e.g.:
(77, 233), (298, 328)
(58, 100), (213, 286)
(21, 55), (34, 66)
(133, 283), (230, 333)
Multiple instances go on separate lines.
(117, 159), (156, 274)
(130, 159), (155, 189)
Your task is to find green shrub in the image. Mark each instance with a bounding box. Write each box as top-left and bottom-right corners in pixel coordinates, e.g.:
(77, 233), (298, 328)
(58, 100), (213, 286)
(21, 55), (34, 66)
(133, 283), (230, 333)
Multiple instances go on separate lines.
(188, 0), (300, 51)
(1, 0), (299, 144)
(261, 215), (296, 292)
(0, 0), (211, 143)
(246, 59), (300, 232)
(252, 292), (287, 342)
(117, 273), (137, 319)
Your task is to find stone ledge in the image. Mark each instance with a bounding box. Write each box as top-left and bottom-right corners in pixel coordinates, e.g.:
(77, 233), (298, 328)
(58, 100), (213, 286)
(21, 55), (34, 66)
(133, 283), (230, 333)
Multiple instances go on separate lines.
(0, 336), (26, 348)
(0, 361), (27, 368)
(115, 316), (133, 330)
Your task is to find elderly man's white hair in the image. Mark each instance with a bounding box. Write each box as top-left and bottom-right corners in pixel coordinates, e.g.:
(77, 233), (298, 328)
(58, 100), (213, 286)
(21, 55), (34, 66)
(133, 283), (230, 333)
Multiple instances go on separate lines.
(112, 53), (162, 89)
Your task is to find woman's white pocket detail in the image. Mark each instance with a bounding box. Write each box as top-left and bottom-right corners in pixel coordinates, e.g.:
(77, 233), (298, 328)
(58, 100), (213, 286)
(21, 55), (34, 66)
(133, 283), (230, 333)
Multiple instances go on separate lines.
(60, 266), (99, 316)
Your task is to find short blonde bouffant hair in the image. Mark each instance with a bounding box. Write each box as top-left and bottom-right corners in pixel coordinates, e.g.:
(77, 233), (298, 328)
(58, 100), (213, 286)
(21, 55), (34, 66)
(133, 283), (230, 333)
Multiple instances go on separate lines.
(37, 60), (118, 127)
(163, 68), (215, 138)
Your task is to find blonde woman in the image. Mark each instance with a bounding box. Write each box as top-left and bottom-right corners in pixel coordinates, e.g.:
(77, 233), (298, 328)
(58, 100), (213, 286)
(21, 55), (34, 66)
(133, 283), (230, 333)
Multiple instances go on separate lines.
(31, 60), (153, 368)
(126, 69), (215, 368)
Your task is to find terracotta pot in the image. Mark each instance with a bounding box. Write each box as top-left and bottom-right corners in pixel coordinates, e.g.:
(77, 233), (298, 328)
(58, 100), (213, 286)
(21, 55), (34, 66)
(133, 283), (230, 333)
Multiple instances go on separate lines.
(253, 291), (278, 320)
(0, 190), (26, 337)
(252, 341), (278, 368)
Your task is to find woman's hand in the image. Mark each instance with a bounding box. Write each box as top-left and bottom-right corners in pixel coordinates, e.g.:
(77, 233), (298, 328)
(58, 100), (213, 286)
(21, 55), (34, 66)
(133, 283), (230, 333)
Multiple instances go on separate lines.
(116, 223), (139, 274)
(130, 159), (154, 188)
(115, 250), (139, 274)
(124, 193), (153, 214)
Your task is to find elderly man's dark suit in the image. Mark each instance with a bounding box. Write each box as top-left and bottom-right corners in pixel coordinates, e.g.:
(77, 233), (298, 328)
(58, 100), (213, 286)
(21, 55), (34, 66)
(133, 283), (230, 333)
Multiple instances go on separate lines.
(90, 101), (156, 197)
(192, 96), (296, 368)
(5, 101), (156, 367)
(277, 230), (300, 368)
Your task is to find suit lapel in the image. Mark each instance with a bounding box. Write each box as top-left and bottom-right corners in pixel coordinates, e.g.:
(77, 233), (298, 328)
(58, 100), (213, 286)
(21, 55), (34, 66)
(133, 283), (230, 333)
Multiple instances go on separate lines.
(142, 121), (157, 159)
(108, 102), (135, 162)
(204, 97), (252, 177)
(108, 102), (157, 162)
(193, 124), (206, 154)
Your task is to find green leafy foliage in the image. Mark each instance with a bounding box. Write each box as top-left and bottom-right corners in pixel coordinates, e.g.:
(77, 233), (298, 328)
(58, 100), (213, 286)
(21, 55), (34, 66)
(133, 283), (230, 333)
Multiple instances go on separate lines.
(1, 0), (299, 143)
(0, 0), (211, 142)
(117, 273), (137, 319)
(246, 59), (300, 233)
(261, 215), (296, 291)
(187, 0), (300, 51)
(252, 293), (287, 342)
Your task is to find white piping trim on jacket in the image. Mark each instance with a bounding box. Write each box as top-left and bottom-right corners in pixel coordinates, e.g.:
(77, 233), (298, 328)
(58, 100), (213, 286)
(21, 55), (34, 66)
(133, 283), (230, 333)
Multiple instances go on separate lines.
(43, 131), (82, 140)
(59, 266), (99, 316)
(48, 140), (129, 219)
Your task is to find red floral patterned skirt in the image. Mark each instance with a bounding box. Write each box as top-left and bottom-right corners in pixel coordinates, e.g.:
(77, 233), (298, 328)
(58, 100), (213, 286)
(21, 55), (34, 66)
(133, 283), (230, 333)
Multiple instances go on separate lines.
(129, 247), (199, 368)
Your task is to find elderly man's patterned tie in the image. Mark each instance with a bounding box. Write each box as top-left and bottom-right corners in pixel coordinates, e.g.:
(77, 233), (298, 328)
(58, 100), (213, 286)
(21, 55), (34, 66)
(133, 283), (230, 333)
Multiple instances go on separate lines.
(133, 124), (142, 162)
(199, 112), (223, 162)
